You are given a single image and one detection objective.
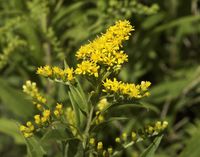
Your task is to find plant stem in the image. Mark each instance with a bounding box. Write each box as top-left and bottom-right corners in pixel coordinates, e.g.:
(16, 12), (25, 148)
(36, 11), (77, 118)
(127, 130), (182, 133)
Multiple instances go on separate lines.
(111, 138), (143, 157)
(83, 106), (94, 150)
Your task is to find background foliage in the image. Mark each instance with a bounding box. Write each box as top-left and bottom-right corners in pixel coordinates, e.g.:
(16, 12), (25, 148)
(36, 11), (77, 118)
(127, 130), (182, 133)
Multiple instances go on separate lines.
(0, 0), (199, 156)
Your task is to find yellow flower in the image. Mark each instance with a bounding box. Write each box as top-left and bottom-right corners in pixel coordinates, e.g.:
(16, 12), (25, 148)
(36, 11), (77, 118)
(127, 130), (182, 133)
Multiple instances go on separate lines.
(56, 103), (62, 109)
(34, 115), (41, 124)
(108, 147), (113, 154)
(54, 110), (59, 117)
(162, 121), (168, 129)
(36, 104), (43, 110)
(115, 137), (121, 143)
(20, 121), (35, 138)
(23, 80), (47, 105)
(97, 142), (103, 150)
(75, 61), (99, 77)
(76, 20), (133, 71)
(52, 66), (65, 79)
(140, 81), (151, 91)
(155, 121), (161, 129)
(19, 125), (26, 132)
(43, 109), (50, 117)
(38, 110), (51, 123)
(97, 98), (108, 111)
(53, 66), (63, 75)
(131, 132), (137, 141)
(145, 121), (168, 135)
(103, 78), (151, 99)
(64, 68), (74, 81)
(37, 65), (52, 77)
(24, 132), (33, 138)
(89, 138), (95, 145)
(37, 66), (74, 81)
(122, 132), (127, 141)
(103, 78), (120, 93)
(54, 103), (63, 117)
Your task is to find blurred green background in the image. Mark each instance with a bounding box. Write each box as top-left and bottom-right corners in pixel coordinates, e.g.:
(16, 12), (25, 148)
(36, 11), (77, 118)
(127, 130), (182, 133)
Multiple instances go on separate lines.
(0, 0), (200, 156)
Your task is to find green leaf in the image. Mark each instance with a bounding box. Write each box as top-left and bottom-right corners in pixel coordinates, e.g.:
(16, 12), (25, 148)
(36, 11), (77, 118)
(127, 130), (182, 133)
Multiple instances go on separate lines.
(69, 85), (88, 114)
(92, 117), (128, 131)
(40, 122), (74, 143)
(19, 21), (43, 64)
(74, 143), (84, 157)
(149, 79), (191, 104)
(115, 102), (160, 114)
(26, 137), (46, 157)
(53, 1), (85, 24)
(154, 15), (200, 32)
(64, 140), (83, 157)
(140, 135), (163, 157)
(107, 117), (128, 122)
(76, 79), (88, 104)
(142, 12), (166, 29)
(64, 59), (69, 69)
(0, 78), (34, 118)
(68, 91), (80, 127)
(179, 131), (200, 157)
(0, 118), (25, 144)
(98, 103), (113, 115)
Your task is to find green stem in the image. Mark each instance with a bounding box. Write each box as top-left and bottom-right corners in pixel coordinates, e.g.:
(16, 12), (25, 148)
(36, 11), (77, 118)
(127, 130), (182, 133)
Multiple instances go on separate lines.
(111, 138), (143, 157)
(83, 106), (94, 151)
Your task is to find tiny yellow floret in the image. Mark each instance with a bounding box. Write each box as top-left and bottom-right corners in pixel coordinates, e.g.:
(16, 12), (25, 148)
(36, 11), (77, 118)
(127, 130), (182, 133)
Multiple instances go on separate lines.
(115, 137), (121, 143)
(97, 142), (103, 150)
(122, 132), (127, 141)
(89, 138), (95, 145)
(97, 98), (108, 111)
(108, 147), (113, 154)
(131, 131), (137, 141)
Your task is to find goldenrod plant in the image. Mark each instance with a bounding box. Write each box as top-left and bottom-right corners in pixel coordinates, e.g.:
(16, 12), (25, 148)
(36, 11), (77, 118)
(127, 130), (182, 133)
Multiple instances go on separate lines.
(20, 20), (167, 157)
(1, 0), (199, 157)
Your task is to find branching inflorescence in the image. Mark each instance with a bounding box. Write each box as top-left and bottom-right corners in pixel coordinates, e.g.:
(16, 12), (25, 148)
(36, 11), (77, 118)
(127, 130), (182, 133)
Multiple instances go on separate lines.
(20, 20), (167, 156)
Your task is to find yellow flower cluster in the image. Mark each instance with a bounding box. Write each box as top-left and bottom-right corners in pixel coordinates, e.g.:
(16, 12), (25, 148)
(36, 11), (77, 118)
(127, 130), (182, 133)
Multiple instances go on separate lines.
(95, 111), (104, 125)
(34, 109), (51, 125)
(54, 103), (63, 117)
(20, 100), (65, 138)
(145, 121), (168, 135)
(37, 65), (74, 81)
(88, 121), (168, 157)
(36, 65), (52, 77)
(95, 98), (109, 124)
(97, 98), (108, 111)
(89, 138), (113, 156)
(114, 121), (168, 146)
(103, 78), (151, 99)
(75, 20), (133, 77)
(20, 110), (51, 138)
(115, 131), (137, 144)
(75, 61), (99, 77)
(20, 121), (34, 138)
(23, 81), (47, 109)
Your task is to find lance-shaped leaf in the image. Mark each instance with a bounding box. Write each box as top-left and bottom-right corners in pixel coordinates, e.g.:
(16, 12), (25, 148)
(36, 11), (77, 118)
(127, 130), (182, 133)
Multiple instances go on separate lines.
(140, 134), (163, 157)
(26, 137), (46, 157)
(69, 85), (88, 115)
